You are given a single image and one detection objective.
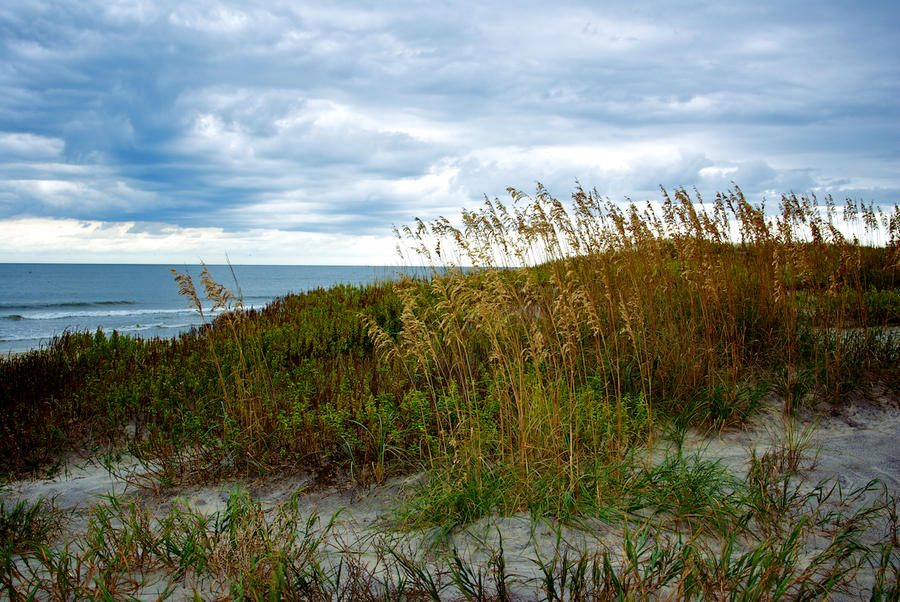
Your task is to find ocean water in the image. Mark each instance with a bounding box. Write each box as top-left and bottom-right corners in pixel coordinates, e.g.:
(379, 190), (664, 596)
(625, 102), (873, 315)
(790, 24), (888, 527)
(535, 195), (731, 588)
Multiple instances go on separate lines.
(0, 264), (403, 354)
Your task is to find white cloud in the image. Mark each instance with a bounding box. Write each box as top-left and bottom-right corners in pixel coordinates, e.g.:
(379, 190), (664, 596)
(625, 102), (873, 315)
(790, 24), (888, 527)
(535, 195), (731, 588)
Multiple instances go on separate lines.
(699, 166), (739, 179)
(168, 4), (250, 33)
(0, 175), (158, 215)
(0, 132), (65, 159)
(176, 89), (456, 162)
(227, 165), (463, 230)
(0, 217), (399, 264)
(102, 0), (162, 24)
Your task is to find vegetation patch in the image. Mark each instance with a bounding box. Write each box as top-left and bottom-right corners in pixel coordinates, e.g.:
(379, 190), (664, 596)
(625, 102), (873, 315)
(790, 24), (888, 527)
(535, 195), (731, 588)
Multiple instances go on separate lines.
(1, 184), (899, 598)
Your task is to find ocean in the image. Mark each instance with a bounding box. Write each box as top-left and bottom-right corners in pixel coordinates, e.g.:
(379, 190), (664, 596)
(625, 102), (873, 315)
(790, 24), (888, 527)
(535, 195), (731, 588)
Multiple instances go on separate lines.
(0, 264), (404, 355)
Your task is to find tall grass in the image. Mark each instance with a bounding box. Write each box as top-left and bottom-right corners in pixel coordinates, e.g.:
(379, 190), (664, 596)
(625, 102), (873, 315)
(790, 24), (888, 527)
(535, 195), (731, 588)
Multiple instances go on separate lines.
(1, 184), (899, 598)
(0, 280), (407, 480)
(369, 185), (899, 516)
(1, 465), (897, 600)
(0, 185), (897, 516)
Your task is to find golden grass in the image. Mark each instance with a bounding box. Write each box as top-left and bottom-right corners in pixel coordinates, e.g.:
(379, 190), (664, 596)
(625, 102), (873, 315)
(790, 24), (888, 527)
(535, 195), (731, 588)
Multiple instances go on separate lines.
(370, 185), (899, 506)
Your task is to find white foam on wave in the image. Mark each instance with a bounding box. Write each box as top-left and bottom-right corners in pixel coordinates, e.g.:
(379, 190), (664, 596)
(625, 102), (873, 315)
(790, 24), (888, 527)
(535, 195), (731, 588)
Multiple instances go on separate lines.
(19, 307), (225, 321)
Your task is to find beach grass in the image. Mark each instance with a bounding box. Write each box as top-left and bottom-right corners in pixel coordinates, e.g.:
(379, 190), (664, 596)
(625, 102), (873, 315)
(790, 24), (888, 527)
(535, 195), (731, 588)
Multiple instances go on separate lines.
(1, 184), (899, 598)
(1, 186), (898, 489)
(1, 442), (897, 599)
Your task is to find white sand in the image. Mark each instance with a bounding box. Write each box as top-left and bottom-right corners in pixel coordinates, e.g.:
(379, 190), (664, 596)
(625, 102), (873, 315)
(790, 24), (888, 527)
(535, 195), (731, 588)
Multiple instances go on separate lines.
(3, 389), (898, 599)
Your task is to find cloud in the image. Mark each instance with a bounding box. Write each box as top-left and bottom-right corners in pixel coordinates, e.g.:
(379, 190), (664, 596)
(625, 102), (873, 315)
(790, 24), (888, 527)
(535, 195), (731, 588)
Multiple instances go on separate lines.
(0, 132), (65, 159)
(0, 158), (161, 220)
(0, 0), (897, 262)
(168, 4), (251, 33)
(0, 217), (399, 264)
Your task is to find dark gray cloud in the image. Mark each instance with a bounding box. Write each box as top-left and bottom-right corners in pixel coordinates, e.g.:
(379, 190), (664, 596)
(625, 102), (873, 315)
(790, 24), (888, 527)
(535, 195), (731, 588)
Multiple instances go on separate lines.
(0, 0), (897, 261)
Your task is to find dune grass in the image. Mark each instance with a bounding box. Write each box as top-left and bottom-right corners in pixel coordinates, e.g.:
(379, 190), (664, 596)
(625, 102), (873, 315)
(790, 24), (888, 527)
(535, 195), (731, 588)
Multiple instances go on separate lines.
(1, 186), (898, 497)
(369, 185), (899, 522)
(1, 441), (897, 599)
(1, 184), (899, 597)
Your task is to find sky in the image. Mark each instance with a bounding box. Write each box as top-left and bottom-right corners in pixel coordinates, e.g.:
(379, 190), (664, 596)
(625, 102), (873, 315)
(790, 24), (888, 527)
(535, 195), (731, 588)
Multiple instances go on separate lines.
(0, 0), (898, 264)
